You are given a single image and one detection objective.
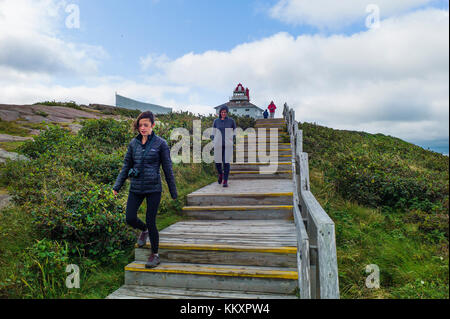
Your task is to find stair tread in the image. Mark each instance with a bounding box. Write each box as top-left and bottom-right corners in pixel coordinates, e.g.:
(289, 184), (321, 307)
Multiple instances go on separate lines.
(137, 242), (296, 253)
(229, 171), (292, 173)
(183, 204), (293, 209)
(107, 285), (297, 299)
(188, 179), (293, 196)
(125, 261), (298, 279)
(231, 162), (291, 165)
(142, 220), (297, 248)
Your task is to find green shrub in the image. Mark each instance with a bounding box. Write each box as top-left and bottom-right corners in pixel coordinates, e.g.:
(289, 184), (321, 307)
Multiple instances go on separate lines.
(78, 118), (135, 152)
(31, 184), (136, 262)
(66, 149), (124, 185)
(17, 125), (71, 159)
(19, 239), (70, 298)
(34, 100), (83, 111)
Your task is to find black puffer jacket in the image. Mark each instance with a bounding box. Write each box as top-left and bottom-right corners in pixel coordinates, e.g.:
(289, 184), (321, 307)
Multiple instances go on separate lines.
(113, 132), (177, 199)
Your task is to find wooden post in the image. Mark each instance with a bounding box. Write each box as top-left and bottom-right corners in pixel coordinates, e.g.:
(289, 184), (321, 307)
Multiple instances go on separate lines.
(299, 152), (310, 192)
(293, 197), (311, 299)
(296, 130), (303, 154)
(301, 191), (340, 299)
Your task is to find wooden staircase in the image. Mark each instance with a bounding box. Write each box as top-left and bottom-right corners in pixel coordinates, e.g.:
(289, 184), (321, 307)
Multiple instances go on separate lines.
(107, 118), (299, 299)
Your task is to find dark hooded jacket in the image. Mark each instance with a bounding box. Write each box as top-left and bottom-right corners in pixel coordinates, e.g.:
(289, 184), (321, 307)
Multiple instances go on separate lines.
(212, 105), (236, 145)
(113, 132), (177, 198)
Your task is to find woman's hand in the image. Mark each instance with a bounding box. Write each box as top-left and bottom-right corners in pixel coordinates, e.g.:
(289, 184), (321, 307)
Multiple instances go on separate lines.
(113, 190), (118, 196)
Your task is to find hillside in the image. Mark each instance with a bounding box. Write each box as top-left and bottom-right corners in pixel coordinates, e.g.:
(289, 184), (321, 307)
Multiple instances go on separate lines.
(299, 122), (449, 298)
(0, 102), (251, 298)
(0, 102), (448, 298)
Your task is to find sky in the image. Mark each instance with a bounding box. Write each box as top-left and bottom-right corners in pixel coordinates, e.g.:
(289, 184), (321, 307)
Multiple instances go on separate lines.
(0, 0), (448, 154)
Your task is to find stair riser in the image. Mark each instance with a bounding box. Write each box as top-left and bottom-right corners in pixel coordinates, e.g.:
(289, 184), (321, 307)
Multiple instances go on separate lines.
(135, 249), (297, 268)
(125, 271), (297, 294)
(231, 157), (292, 163)
(230, 164), (291, 171)
(254, 125), (286, 130)
(187, 195), (292, 206)
(229, 173), (292, 179)
(184, 209), (293, 220)
(235, 150), (292, 156)
(255, 120), (285, 124)
(235, 148), (291, 154)
(237, 137), (289, 143)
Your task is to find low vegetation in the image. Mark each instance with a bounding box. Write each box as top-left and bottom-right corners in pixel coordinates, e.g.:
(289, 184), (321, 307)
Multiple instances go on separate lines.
(0, 105), (446, 298)
(299, 122), (448, 298)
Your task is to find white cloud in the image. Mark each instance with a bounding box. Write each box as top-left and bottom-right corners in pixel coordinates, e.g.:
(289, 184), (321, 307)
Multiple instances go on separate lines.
(0, 2), (447, 150)
(269, 0), (440, 29)
(139, 53), (170, 71)
(0, 0), (106, 76)
(138, 8), (448, 145)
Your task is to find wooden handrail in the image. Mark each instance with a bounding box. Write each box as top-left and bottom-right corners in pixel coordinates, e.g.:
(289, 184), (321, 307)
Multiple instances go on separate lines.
(283, 103), (340, 299)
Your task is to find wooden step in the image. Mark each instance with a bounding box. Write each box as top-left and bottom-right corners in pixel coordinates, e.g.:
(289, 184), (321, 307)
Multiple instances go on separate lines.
(135, 241), (297, 267)
(229, 171), (292, 179)
(255, 119), (285, 124)
(230, 162), (291, 171)
(182, 204), (293, 220)
(147, 219), (297, 247)
(236, 149), (291, 155)
(107, 285), (297, 299)
(243, 127), (287, 133)
(187, 189), (293, 205)
(234, 152), (292, 157)
(187, 180), (294, 205)
(232, 155), (292, 163)
(254, 124), (287, 129)
(237, 134), (289, 141)
(124, 262), (298, 294)
(233, 140), (291, 150)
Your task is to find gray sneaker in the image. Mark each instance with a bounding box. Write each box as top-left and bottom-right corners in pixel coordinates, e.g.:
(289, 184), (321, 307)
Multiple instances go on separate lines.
(137, 230), (149, 248)
(145, 254), (160, 268)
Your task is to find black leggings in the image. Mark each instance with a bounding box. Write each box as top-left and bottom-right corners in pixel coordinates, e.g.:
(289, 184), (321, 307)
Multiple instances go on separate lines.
(215, 145), (231, 181)
(126, 191), (162, 254)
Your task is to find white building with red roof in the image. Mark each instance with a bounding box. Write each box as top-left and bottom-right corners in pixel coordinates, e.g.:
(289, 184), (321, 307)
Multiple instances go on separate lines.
(214, 83), (264, 119)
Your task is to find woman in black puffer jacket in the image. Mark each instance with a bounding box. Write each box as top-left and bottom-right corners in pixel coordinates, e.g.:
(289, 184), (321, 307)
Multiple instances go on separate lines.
(113, 111), (177, 268)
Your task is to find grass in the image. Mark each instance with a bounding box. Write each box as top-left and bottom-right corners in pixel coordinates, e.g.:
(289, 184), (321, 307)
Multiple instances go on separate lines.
(0, 119), (31, 137)
(310, 162), (449, 299)
(0, 141), (27, 152)
(0, 161), (216, 299)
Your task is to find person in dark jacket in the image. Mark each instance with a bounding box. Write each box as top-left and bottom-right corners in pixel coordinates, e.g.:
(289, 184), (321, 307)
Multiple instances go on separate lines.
(113, 111), (177, 268)
(211, 105), (236, 187)
(263, 109), (269, 119)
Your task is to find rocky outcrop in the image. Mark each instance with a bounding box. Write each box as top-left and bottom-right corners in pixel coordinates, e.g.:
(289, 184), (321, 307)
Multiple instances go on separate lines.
(0, 193), (11, 210)
(0, 134), (33, 143)
(0, 148), (29, 164)
(0, 104), (105, 123)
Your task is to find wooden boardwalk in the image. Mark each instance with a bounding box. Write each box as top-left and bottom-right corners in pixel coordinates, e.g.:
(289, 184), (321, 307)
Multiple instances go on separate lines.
(107, 118), (300, 299)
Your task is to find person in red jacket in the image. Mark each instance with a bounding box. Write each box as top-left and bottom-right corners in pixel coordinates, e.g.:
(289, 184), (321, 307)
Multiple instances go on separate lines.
(268, 101), (277, 118)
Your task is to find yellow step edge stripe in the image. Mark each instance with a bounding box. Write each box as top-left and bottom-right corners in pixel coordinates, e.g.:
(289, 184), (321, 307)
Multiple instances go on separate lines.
(231, 162), (292, 165)
(136, 243), (297, 254)
(230, 171), (292, 175)
(188, 192), (293, 197)
(182, 205), (293, 211)
(183, 205), (294, 210)
(240, 143), (291, 145)
(125, 263), (298, 280)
